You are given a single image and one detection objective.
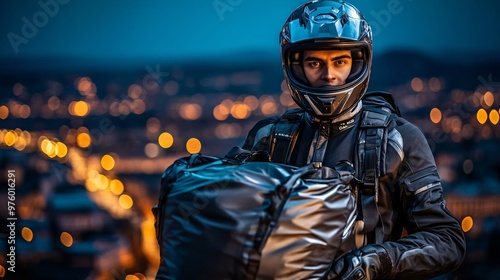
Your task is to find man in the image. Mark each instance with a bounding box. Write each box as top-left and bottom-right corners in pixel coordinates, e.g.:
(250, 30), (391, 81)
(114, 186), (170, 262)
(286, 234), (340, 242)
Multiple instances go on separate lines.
(241, 0), (465, 279)
(302, 49), (353, 87)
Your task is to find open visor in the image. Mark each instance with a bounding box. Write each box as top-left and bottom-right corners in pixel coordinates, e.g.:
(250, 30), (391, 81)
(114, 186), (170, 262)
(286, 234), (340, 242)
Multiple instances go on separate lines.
(282, 40), (372, 118)
(285, 42), (370, 91)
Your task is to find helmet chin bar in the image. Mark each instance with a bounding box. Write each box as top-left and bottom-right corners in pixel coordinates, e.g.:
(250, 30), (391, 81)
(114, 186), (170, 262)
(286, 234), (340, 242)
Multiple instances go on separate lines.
(304, 89), (352, 117)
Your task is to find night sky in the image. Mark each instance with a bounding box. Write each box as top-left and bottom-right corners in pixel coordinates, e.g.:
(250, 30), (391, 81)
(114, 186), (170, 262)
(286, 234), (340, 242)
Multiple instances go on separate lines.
(1, 0), (500, 64)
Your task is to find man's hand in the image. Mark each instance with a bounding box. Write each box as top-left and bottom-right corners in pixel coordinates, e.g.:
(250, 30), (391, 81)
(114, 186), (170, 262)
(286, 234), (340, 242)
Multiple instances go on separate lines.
(326, 245), (392, 280)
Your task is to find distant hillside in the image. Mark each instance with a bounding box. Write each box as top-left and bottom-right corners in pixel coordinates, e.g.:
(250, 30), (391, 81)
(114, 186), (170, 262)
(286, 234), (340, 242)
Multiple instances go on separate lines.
(370, 49), (500, 90)
(1, 49), (499, 91)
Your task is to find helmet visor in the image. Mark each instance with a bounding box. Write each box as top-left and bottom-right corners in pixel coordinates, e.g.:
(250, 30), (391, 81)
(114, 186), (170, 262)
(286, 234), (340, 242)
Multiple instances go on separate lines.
(286, 44), (369, 92)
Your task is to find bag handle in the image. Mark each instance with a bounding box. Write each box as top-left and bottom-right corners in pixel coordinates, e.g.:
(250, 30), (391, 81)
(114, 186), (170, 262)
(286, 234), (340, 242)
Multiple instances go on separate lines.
(186, 153), (242, 169)
(278, 162), (323, 198)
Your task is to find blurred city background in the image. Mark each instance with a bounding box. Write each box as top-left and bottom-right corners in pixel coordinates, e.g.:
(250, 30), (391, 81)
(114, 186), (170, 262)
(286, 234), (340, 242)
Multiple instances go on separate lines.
(1, 1), (500, 279)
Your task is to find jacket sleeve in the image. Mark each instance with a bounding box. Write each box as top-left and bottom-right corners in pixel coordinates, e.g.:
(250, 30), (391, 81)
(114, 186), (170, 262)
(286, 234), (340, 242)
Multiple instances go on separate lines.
(380, 119), (466, 279)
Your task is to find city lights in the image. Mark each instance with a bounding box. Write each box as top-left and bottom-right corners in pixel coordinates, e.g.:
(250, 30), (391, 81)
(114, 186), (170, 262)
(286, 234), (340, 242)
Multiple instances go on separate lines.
(230, 102), (250, 119)
(12, 83), (26, 96)
(428, 77), (442, 92)
(101, 154), (116, 171)
(60, 232), (74, 247)
(119, 194), (134, 209)
(476, 108), (488, 124)
(0, 105), (9, 119)
(38, 137), (69, 158)
(461, 216), (474, 232)
(55, 142), (67, 157)
(213, 104), (230, 121)
(489, 109), (499, 125)
(97, 174), (110, 190)
(110, 179), (125, 195)
(128, 84), (144, 99)
(21, 227), (34, 242)
(13, 135), (27, 151)
(18, 104), (31, 119)
(131, 99), (146, 114)
(463, 159), (474, 174)
(76, 132), (92, 148)
(215, 123), (242, 139)
(260, 96), (278, 116)
(125, 275), (140, 280)
(158, 132), (174, 149)
(410, 77), (424, 92)
(48, 96), (61, 111)
(77, 77), (96, 96)
(186, 138), (202, 154)
(243, 95), (259, 111)
(144, 143), (160, 158)
(4, 131), (17, 146)
(430, 108), (442, 124)
(179, 103), (202, 120)
(85, 177), (99, 192)
(280, 92), (296, 107)
(69, 101), (90, 117)
(146, 117), (161, 133)
(483, 91), (494, 107)
(163, 80), (180, 96)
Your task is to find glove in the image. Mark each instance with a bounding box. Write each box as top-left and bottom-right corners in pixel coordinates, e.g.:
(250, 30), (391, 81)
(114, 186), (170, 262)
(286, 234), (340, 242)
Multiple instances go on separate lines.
(326, 244), (392, 280)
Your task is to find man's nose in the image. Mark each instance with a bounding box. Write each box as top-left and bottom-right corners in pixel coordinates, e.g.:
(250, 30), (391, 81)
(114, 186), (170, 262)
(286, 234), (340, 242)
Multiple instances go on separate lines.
(322, 65), (336, 80)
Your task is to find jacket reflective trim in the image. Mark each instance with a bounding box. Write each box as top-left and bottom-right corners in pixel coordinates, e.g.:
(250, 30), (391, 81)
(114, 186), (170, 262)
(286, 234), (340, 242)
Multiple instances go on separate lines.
(388, 128), (404, 161)
(414, 182), (441, 195)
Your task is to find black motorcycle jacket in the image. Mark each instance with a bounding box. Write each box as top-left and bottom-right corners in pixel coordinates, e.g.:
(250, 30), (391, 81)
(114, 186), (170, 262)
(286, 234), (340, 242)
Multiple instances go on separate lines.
(241, 95), (466, 279)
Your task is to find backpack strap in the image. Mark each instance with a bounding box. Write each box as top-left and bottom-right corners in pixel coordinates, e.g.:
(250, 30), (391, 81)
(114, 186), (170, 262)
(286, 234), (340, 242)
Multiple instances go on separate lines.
(269, 109), (304, 164)
(356, 106), (394, 243)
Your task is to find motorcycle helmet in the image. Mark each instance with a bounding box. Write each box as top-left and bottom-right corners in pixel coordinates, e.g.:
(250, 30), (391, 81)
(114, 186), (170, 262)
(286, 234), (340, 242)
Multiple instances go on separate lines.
(280, 0), (372, 119)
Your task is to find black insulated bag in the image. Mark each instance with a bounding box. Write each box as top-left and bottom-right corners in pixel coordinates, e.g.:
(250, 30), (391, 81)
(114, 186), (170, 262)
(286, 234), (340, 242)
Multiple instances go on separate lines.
(153, 153), (358, 280)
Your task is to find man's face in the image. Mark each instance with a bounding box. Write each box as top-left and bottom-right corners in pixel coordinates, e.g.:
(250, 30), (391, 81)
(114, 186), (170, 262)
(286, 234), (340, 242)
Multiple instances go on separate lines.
(302, 50), (352, 87)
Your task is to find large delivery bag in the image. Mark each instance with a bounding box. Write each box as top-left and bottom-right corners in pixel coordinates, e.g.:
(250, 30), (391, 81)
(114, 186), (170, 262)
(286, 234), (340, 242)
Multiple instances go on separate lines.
(153, 153), (358, 280)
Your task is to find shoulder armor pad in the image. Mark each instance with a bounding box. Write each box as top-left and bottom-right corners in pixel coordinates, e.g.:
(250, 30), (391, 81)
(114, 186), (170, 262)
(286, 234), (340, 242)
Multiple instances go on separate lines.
(281, 108), (304, 121)
(359, 109), (391, 128)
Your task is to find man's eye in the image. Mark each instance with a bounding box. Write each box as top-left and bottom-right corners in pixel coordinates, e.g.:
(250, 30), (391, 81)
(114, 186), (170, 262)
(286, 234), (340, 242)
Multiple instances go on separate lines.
(309, 61), (321, 67)
(335, 60), (350, 66)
